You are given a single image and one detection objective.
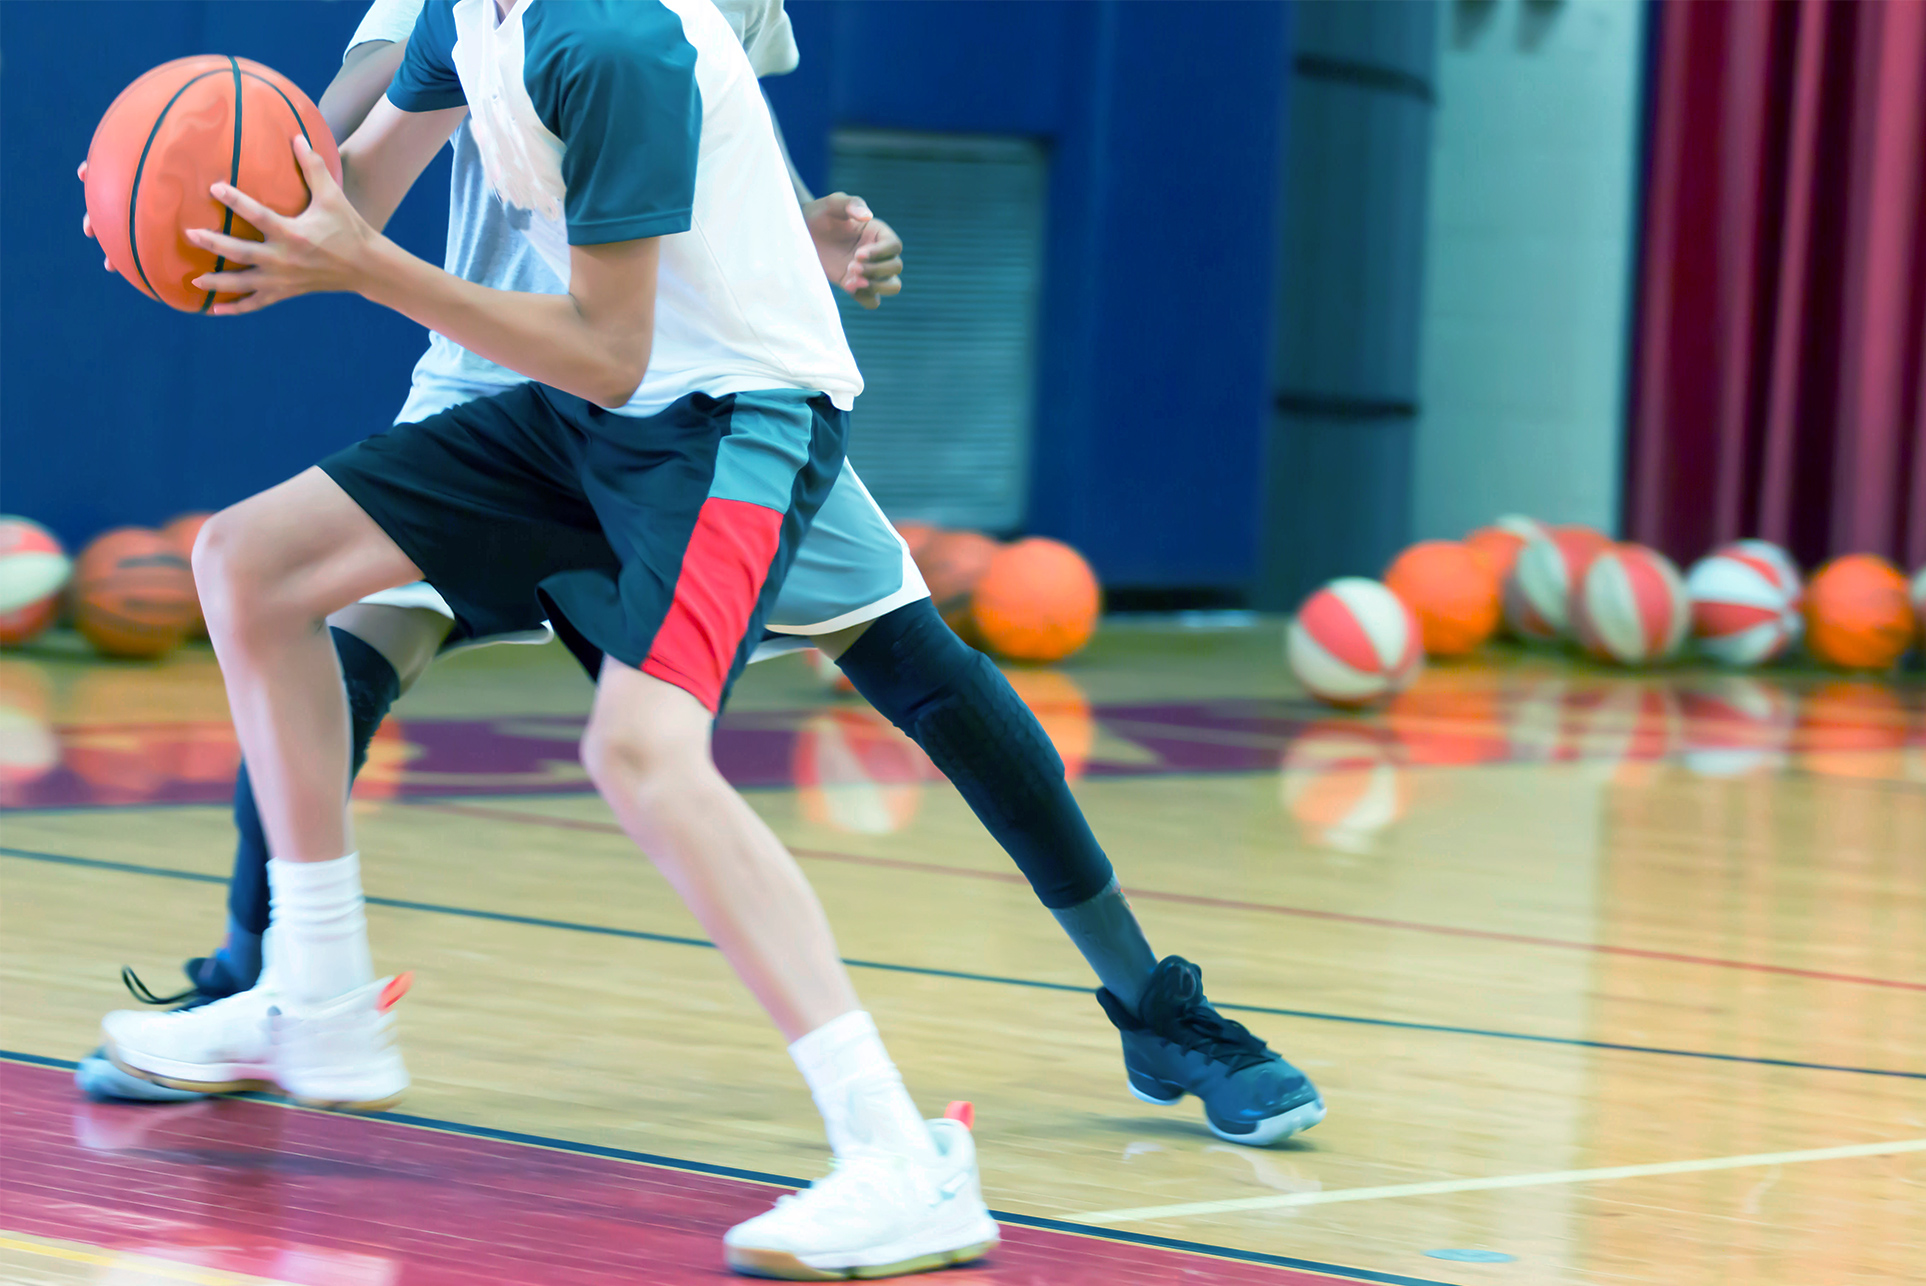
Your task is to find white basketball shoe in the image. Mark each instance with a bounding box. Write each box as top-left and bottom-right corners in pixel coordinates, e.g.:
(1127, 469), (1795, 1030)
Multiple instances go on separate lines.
(724, 1105), (999, 1280)
(102, 972), (411, 1112)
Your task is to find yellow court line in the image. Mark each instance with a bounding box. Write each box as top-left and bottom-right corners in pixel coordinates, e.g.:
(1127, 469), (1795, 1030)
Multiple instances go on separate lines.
(0, 1233), (296, 1286)
(1073, 1137), (1926, 1225)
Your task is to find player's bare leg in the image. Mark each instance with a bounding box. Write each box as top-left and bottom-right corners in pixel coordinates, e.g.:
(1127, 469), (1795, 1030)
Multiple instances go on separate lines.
(582, 659), (997, 1277)
(100, 468), (417, 1108)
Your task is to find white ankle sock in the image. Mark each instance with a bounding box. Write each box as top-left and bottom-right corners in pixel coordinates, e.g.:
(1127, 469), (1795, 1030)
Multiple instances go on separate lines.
(789, 1010), (936, 1162)
(268, 853), (375, 1006)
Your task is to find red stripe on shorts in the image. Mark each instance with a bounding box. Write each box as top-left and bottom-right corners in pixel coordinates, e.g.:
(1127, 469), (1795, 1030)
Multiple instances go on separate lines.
(641, 498), (785, 713)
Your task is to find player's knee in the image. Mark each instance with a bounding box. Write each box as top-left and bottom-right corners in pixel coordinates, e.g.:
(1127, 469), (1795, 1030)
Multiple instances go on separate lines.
(192, 507), (266, 639)
(580, 715), (674, 798)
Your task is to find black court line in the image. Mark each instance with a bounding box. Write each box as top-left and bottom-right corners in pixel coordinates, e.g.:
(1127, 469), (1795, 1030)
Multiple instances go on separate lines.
(5, 844), (1920, 1083)
(1, 1050), (1454, 1286)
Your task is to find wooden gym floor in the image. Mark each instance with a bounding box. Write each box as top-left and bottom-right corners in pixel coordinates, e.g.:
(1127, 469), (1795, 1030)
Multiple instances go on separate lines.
(0, 621), (1921, 1285)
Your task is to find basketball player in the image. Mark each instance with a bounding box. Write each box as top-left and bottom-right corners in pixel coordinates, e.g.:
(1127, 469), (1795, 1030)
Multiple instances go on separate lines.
(87, 0), (1323, 1180)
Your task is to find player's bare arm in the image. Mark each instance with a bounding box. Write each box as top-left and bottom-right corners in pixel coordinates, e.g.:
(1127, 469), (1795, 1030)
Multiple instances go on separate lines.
(186, 117), (657, 409)
(318, 40), (408, 141)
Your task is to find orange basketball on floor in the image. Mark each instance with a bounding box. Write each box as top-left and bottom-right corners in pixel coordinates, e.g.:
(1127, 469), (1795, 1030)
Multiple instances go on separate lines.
(893, 521), (940, 563)
(72, 528), (198, 659)
(1384, 541), (1500, 657)
(916, 530), (1000, 634)
(1803, 554), (1915, 670)
(162, 512), (212, 636)
(970, 538), (1102, 662)
(1463, 527), (1527, 585)
(85, 56), (339, 312)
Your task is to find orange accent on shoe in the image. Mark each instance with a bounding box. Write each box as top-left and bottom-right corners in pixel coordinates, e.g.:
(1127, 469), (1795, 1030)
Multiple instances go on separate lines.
(944, 1101), (975, 1131)
(377, 972), (414, 1013)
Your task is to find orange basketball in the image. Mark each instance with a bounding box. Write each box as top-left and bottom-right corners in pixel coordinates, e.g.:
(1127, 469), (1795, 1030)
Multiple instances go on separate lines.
(85, 56), (339, 312)
(1383, 541), (1501, 657)
(970, 537), (1101, 662)
(1463, 527), (1526, 584)
(893, 521), (940, 563)
(1803, 554), (1915, 670)
(162, 511), (213, 636)
(72, 528), (198, 659)
(916, 530), (1000, 633)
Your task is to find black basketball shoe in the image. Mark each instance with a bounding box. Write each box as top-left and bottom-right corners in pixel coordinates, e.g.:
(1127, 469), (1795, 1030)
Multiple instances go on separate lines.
(1097, 955), (1325, 1146)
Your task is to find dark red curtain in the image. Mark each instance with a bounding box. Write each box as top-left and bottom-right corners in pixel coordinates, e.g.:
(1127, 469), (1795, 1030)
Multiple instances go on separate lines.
(1628, 0), (1926, 572)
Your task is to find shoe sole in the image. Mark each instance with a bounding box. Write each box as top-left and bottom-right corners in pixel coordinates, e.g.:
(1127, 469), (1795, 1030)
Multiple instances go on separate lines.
(102, 1040), (404, 1113)
(1128, 1080), (1328, 1147)
(726, 1236), (998, 1281)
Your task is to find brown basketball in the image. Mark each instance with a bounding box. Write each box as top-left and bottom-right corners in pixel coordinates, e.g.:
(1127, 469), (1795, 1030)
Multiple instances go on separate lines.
(970, 537), (1102, 662)
(73, 528), (198, 659)
(162, 511), (213, 635)
(916, 530), (1000, 634)
(84, 56), (340, 312)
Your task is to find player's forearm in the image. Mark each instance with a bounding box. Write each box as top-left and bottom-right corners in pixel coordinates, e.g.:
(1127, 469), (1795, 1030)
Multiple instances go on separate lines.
(354, 238), (650, 407)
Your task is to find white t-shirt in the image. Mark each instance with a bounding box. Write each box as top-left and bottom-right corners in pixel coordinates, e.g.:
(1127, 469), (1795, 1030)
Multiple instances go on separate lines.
(386, 0), (858, 415)
(346, 0), (813, 422)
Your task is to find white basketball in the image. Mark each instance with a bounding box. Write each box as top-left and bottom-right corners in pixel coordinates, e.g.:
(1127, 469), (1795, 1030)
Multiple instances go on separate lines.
(1286, 577), (1423, 707)
(1495, 514), (1554, 543)
(1573, 544), (1690, 665)
(1687, 540), (1803, 666)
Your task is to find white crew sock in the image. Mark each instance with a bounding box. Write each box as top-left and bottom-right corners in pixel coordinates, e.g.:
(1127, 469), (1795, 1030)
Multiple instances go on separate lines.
(267, 853), (375, 1006)
(789, 1010), (936, 1162)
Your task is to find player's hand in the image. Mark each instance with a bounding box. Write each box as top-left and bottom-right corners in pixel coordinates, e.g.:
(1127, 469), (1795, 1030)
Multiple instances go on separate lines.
(185, 136), (378, 315)
(77, 161), (112, 272)
(804, 192), (903, 309)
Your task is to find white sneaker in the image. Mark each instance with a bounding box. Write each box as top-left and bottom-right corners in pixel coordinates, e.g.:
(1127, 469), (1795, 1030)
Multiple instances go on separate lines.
(102, 984), (278, 1094)
(271, 975), (412, 1111)
(724, 1105), (999, 1281)
(101, 973), (412, 1112)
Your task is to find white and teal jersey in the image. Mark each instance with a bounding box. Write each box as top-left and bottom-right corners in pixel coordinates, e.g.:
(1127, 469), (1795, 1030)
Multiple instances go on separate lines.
(388, 0), (860, 416)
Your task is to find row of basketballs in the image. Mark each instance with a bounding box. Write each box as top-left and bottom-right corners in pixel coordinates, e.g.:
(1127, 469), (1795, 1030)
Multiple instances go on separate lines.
(0, 516), (208, 658)
(1286, 517), (1926, 706)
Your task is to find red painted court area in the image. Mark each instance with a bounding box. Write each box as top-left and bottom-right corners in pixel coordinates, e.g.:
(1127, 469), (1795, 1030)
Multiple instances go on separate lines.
(0, 1059), (1372, 1286)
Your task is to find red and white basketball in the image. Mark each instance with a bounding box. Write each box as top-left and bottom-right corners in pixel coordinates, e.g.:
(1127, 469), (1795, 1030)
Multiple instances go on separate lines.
(1571, 544), (1689, 664)
(1678, 676), (1795, 778)
(1494, 514), (1554, 543)
(0, 517), (72, 646)
(1503, 531), (1604, 641)
(1912, 564), (1925, 641)
(1286, 577), (1423, 707)
(1279, 723), (1407, 853)
(1686, 540), (1802, 666)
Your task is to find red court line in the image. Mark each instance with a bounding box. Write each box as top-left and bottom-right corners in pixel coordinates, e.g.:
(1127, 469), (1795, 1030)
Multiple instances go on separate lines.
(0, 1060), (1395, 1286)
(413, 801), (1926, 995)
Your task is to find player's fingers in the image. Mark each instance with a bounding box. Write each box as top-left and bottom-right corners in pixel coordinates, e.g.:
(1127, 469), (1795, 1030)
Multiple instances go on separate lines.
(856, 252), (903, 281)
(208, 181), (286, 235)
(185, 226), (266, 263)
(190, 267), (259, 293)
(205, 284), (282, 316)
(77, 160), (89, 182)
(82, 211), (94, 239)
(853, 277), (902, 309)
(291, 135), (338, 196)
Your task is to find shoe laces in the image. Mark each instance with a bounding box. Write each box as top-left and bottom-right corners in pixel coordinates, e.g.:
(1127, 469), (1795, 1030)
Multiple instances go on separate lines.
(1146, 959), (1276, 1074)
(119, 966), (214, 1011)
(1168, 1003), (1276, 1075)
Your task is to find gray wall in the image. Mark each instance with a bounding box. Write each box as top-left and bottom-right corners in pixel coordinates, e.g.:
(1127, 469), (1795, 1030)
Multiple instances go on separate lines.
(1410, 0), (1647, 541)
(1258, 1), (1439, 609)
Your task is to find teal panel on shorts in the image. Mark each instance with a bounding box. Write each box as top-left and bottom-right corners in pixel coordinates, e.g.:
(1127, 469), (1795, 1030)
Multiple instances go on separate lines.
(766, 459), (913, 629)
(710, 390), (818, 512)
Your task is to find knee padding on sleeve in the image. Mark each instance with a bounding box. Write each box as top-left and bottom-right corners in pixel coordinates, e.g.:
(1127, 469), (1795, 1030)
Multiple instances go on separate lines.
(836, 599), (1114, 908)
